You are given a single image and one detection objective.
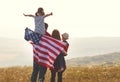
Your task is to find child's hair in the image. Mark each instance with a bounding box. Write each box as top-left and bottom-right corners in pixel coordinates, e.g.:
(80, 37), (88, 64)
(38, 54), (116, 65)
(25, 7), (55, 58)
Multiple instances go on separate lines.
(62, 33), (69, 39)
(35, 7), (45, 16)
(35, 12), (38, 16)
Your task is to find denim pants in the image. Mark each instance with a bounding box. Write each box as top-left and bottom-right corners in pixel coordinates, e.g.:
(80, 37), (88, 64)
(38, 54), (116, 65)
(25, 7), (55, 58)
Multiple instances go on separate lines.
(31, 60), (47, 82)
(50, 70), (63, 82)
(38, 65), (47, 82)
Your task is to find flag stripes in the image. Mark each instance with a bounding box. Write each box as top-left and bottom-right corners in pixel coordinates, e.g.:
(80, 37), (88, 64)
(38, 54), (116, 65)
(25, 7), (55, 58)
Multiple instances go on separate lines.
(24, 27), (68, 69)
(33, 35), (67, 69)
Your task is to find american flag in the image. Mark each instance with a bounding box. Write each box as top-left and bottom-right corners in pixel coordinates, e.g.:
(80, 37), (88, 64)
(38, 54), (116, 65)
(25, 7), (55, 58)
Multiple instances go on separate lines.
(24, 28), (68, 69)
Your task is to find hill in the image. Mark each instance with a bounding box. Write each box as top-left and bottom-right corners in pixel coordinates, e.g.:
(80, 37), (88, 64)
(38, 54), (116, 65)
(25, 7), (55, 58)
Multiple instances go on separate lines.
(0, 37), (120, 67)
(66, 52), (120, 66)
(68, 37), (120, 58)
(0, 37), (33, 67)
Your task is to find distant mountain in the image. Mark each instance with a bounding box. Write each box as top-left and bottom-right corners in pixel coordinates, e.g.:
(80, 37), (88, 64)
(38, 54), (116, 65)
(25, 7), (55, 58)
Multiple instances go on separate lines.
(1, 37), (120, 67)
(66, 52), (120, 66)
(0, 37), (33, 67)
(66, 37), (120, 60)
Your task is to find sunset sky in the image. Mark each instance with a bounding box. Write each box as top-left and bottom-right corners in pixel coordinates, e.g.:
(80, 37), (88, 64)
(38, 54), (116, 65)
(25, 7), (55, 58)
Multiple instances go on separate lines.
(0, 0), (120, 39)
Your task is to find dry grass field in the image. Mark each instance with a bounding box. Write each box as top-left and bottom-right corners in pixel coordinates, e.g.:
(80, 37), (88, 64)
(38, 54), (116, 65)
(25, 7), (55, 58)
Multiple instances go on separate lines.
(0, 66), (120, 82)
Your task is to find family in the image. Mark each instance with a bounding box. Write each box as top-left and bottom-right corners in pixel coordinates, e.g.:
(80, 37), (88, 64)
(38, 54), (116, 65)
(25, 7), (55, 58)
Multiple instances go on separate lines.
(23, 7), (69, 82)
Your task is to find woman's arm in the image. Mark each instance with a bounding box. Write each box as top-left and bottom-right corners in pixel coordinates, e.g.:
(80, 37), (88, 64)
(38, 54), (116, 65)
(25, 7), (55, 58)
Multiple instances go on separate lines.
(23, 13), (35, 17)
(61, 51), (68, 56)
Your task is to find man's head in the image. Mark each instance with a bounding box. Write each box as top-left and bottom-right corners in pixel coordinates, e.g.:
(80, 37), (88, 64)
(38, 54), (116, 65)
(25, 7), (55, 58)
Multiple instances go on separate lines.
(45, 23), (48, 31)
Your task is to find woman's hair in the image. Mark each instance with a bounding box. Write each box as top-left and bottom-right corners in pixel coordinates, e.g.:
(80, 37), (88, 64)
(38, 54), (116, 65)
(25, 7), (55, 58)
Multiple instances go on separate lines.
(36, 7), (45, 16)
(51, 29), (61, 40)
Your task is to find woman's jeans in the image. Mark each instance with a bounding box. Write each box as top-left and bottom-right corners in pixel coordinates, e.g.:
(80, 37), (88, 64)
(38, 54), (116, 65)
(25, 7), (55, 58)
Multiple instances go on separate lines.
(51, 70), (63, 82)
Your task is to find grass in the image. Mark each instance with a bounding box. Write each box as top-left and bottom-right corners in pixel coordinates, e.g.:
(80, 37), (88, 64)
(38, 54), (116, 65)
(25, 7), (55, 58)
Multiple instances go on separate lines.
(0, 66), (120, 82)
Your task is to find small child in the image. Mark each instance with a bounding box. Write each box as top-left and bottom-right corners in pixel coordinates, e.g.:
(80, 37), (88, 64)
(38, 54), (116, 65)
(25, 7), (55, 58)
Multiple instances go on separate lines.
(23, 7), (52, 44)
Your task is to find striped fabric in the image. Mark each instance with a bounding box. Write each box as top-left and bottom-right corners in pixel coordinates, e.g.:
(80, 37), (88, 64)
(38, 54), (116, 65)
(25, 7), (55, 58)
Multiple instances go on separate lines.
(24, 27), (42, 45)
(24, 28), (67, 69)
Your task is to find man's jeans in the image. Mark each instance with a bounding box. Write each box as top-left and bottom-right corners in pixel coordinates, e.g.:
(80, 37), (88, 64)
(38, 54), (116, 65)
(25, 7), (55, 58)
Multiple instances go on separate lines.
(38, 65), (47, 82)
(31, 60), (47, 82)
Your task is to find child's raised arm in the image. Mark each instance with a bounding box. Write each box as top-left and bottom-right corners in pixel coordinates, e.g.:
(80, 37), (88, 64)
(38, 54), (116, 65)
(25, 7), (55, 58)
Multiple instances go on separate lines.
(23, 13), (35, 17)
(44, 12), (53, 18)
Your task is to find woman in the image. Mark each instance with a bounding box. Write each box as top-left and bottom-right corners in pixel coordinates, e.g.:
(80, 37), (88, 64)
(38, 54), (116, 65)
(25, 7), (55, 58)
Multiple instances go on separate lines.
(50, 29), (69, 82)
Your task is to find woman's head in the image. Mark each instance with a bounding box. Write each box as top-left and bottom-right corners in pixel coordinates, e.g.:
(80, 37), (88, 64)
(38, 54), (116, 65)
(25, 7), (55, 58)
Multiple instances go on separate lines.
(52, 29), (61, 40)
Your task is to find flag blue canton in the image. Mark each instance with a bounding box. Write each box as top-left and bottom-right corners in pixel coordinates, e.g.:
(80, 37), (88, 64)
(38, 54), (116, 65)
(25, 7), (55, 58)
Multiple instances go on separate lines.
(24, 27), (42, 45)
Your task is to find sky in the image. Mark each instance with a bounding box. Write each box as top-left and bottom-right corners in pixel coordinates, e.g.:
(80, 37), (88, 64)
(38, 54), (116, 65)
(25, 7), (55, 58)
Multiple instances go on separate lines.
(0, 0), (120, 39)
(0, 0), (120, 67)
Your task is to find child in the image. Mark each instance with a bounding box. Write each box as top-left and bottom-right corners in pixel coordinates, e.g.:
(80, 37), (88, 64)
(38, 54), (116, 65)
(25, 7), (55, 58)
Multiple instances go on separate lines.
(58, 32), (69, 72)
(23, 7), (52, 44)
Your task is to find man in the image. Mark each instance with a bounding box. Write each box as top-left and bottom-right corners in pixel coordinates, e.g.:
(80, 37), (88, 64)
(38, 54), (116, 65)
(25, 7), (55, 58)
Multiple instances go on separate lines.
(31, 23), (50, 82)
(45, 23), (51, 36)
